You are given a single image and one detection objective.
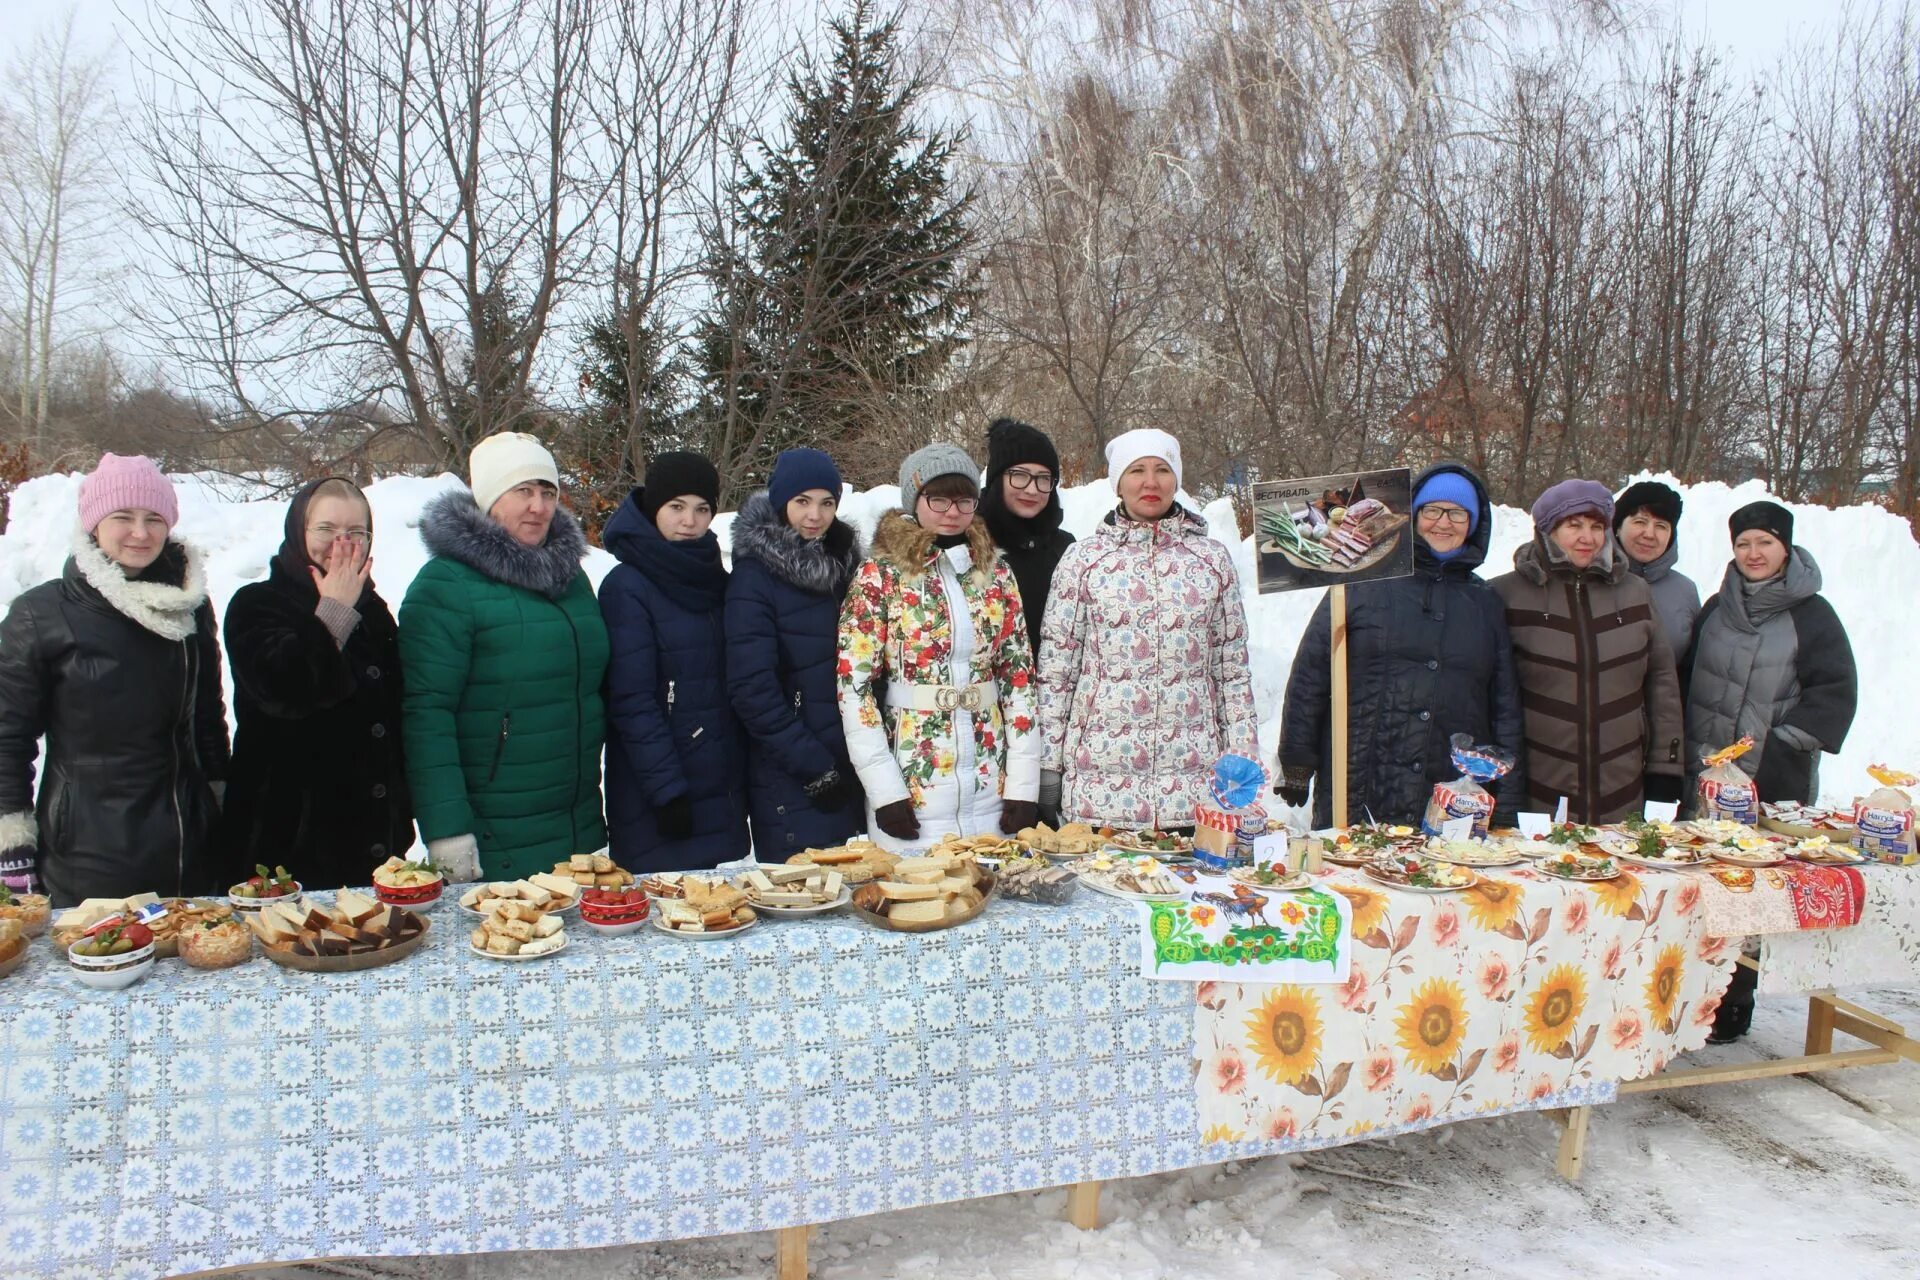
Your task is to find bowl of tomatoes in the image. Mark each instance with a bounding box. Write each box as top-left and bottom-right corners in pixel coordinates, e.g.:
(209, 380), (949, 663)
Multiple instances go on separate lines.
(577, 886), (651, 936)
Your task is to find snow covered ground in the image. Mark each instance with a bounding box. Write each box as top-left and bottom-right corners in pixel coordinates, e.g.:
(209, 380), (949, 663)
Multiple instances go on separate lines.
(224, 985), (1920, 1280)
(2, 465), (1916, 810)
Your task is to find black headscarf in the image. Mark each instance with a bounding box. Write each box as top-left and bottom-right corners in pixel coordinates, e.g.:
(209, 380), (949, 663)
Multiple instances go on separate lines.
(274, 476), (376, 604)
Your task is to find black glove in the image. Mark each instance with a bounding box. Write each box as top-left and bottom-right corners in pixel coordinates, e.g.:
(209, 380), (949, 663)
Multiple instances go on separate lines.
(1273, 761), (1314, 809)
(1000, 799), (1038, 834)
(656, 795), (695, 840)
(1642, 773), (1686, 806)
(804, 769), (852, 813)
(873, 799), (920, 842)
(1491, 809), (1520, 832)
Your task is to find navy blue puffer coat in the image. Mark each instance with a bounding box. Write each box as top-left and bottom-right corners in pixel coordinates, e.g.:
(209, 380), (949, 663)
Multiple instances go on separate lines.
(725, 492), (867, 855)
(599, 490), (749, 871)
(1279, 462), (1527, 829)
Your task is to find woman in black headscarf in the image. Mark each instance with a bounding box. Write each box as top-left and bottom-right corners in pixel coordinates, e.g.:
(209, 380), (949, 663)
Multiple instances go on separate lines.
(215, 477), (413, 890)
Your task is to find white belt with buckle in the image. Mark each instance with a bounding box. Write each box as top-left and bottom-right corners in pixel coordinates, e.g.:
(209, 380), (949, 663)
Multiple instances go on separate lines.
(884, 682), (997, 713)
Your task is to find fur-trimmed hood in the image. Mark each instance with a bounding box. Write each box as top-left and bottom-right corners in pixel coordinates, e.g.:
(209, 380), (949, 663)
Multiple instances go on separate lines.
(65, 527), (207, 641)
(869, 510), (998, 586)
(419, 488), (588, 599)
(730, 492), (863, 598)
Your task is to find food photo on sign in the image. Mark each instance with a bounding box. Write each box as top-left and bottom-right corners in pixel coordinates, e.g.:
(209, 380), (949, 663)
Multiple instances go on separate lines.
(1253, 468), (1415, 594)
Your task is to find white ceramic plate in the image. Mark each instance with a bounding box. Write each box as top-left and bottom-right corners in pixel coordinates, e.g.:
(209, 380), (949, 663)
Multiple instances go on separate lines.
(1363, 865), (1478, 894)
(468, 934), (570, 961)
(650, 910), (758, 940)
(1227, 867), (1314, 891)
(743, 888), (852, 917)
(1615, 850), (1716, 872)
(1072, 874), (1187, 904)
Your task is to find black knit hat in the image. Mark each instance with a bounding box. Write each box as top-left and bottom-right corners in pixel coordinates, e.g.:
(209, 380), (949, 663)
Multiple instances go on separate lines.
(985, 417), (1060, 481)
(1729, 500), (1793, 550)
(639, 451), (720, 523)
(1612, 480), (1683, 533)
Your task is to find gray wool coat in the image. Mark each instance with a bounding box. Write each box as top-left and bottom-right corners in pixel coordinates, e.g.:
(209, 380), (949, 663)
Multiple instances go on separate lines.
(1681, 548), (1857, 805)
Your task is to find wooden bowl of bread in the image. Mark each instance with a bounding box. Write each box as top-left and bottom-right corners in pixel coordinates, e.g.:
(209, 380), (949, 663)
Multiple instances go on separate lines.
(849, 849), (996, 932)
(247, 890), (430, 972)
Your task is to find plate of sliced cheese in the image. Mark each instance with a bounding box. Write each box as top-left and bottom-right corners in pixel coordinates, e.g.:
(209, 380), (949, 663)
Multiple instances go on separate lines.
(733, 864), (851, 916)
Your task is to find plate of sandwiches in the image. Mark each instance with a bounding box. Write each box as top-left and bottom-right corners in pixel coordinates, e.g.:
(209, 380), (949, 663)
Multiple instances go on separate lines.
(246, 890), (429, 972)
(653, 878), (759, 937)
(456, 875), (581, 919)
(732, 865), (851, 916)
(467, 897), (568, 960)
(785, 840), (900, 884)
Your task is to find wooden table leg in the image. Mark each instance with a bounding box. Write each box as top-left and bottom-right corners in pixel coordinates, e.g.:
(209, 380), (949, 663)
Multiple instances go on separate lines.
(1551, 1106), (1590, 1183)
(1806, 990), (1837, 1056)
(1066, 1179), (1103, 1230)
(776, 1224), (810, 1280)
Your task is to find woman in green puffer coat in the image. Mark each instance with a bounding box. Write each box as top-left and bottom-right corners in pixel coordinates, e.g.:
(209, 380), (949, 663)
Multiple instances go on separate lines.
(399, 433), (610, 880)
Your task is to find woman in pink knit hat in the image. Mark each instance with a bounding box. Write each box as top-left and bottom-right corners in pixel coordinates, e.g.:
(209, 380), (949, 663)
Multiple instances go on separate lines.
(0, 453), (231, 906)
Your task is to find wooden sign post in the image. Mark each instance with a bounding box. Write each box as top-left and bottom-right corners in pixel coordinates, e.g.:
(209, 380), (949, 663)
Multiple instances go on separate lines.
(1330, 584), (1348, 829)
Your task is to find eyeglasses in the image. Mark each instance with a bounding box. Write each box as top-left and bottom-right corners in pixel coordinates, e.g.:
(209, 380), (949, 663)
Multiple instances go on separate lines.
(310, 523), (371, 542)
(1418, 505), (1471, 526)
(1006, 469), (1055, 493)
(922, 496), (979, 515)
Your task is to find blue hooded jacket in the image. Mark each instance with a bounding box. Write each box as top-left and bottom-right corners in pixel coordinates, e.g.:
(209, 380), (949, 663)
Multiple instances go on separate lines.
(724, 491), (868, 855)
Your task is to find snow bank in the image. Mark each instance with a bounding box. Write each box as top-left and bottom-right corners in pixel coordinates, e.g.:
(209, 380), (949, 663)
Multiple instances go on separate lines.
(2, 467), (1913, 809)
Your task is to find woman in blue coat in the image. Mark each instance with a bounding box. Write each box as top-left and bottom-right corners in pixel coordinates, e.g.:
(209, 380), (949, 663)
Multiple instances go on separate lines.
(599, 452), (749, 872)
(726, 448), (867, 856)
(1277, 462), (1526, 828)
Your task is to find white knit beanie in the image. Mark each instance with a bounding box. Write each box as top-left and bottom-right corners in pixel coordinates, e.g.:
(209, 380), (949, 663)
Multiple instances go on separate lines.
(1105, 428), (1182, 490)
(470, 431), (560, 516)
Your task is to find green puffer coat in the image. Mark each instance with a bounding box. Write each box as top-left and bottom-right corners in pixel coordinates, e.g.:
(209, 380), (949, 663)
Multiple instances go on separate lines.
(400, 490), (610, 878)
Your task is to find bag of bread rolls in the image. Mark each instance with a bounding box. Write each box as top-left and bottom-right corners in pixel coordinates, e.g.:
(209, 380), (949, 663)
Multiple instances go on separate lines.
(1853, 765), (1919, 864)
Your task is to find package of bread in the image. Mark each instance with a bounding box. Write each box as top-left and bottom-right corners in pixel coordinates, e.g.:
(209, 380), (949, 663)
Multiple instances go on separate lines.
(1697, 739), (1760, 825)
(1854, 765), (1919, 864)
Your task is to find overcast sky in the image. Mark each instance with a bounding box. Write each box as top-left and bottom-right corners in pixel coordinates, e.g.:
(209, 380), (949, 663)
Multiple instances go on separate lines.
(0, 0), (1857, 78)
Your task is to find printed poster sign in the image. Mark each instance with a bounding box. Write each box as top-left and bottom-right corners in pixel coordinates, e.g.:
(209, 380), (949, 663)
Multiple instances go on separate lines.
(1138, 871), (1352, 984)
(1253, 467), (1416, 594)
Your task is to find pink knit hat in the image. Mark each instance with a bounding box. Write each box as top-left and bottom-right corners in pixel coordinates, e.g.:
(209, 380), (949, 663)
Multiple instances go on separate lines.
(78, 453), (179, 533)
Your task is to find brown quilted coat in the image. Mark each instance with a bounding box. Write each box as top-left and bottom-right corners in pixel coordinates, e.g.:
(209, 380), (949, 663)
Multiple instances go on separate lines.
(1489, 538), (1684, 823)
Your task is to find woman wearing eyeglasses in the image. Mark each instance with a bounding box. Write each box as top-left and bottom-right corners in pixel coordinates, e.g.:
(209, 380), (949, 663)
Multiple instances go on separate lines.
(837, 443), (1041, 851)
(1277, 463), (1525, 829)
(979, 418), (1075, 657)
(216, 476), (413, 890)
(1040, 429), (1258, 831)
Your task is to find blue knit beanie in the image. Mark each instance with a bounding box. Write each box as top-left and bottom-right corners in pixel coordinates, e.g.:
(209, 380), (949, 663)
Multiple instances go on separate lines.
(1413, 471), (1480, 535)
(768, 447), (842, 513)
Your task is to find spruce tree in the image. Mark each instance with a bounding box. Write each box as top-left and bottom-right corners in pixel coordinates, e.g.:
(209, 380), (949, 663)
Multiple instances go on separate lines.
(696, 0), (975, 494)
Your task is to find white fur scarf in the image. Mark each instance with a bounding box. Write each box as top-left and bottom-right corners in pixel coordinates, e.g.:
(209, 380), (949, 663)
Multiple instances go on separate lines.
(69, 524), (207, 641)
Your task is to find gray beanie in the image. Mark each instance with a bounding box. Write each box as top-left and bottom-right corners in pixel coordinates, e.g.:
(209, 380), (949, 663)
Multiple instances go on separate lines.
(898, 442), (980, 514)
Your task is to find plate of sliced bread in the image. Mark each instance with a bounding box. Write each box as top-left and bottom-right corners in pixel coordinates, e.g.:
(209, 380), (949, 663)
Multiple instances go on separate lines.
(247, 890), (429, 972)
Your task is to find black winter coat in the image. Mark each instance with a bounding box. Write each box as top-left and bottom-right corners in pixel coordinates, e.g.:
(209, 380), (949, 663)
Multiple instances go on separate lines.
(600, 490), (750, 872)
(1279, 463), (1526, 829)
(981, 483), (1075, 654)
(215, 487), (413, 890)
(0, 535), (231, 907)
(724, 492), (867, 856)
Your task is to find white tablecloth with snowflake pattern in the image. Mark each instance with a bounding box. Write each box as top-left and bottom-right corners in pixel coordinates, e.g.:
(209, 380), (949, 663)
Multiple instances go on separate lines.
(0, 892), (1612, 1280)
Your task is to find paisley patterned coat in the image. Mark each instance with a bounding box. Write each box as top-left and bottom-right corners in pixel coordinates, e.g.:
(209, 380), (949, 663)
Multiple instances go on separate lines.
(1039, 505), (1258, 829)
(836, 513), (1041, 851)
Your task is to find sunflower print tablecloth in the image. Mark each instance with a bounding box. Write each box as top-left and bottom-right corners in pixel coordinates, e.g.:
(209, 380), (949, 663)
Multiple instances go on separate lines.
(1194, 865), (1738, 1148)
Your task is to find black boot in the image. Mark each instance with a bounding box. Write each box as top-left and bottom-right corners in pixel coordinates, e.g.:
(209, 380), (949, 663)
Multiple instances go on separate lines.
(1707, 963), (1757, 1044)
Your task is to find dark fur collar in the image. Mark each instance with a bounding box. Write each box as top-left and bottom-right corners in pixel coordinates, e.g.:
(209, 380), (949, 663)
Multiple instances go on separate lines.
(870, 510), (998, 586)
(730, 492), (863, 597)
(419, 489), (588, 599)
